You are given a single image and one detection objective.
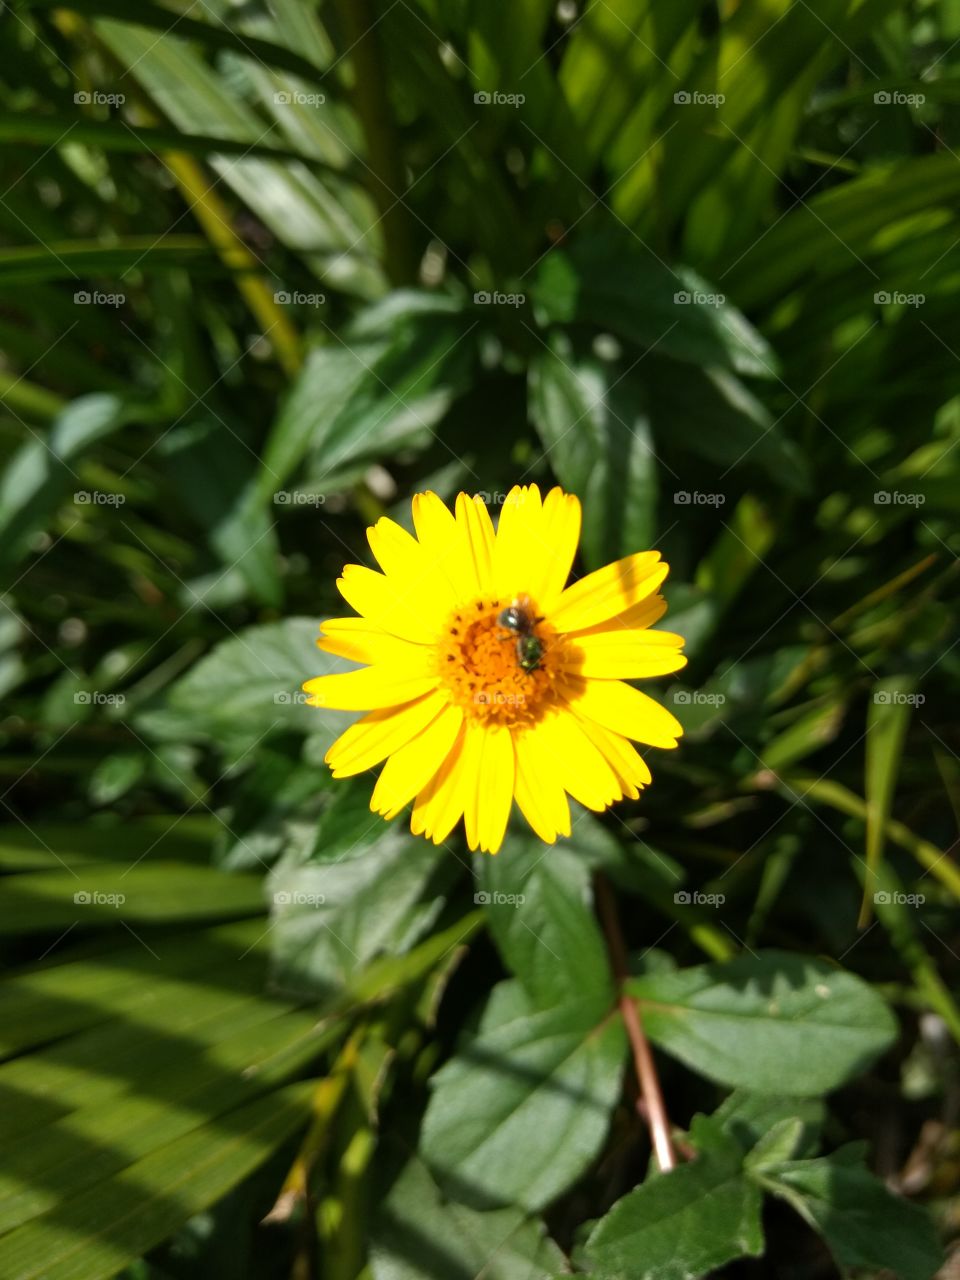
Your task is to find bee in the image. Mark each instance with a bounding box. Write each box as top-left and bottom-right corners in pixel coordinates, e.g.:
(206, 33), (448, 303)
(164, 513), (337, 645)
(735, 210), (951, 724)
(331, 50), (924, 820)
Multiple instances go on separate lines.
(497, 594), (545, 673)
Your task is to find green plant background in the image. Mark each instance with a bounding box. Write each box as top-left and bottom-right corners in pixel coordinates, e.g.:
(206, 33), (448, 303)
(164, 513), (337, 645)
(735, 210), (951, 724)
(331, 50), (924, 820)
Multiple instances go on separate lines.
(1, 1), (958, 1277)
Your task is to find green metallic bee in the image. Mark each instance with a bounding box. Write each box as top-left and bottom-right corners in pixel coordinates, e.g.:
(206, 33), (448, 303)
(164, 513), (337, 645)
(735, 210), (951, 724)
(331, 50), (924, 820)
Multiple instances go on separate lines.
(497, 594), (545, 673)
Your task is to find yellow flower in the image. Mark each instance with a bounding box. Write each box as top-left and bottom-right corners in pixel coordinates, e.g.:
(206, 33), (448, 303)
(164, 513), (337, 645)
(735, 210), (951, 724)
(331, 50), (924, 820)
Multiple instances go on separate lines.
(303, 485), (686, 854)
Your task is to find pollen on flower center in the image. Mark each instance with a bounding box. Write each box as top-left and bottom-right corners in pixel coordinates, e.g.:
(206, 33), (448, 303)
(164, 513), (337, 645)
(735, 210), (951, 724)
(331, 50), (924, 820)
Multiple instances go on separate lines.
(438, 596), (560, 726)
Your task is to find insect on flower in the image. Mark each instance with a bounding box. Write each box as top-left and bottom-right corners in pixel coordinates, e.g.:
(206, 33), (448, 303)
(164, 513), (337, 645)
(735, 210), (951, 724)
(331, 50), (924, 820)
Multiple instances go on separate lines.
(303, 485), (686, 854)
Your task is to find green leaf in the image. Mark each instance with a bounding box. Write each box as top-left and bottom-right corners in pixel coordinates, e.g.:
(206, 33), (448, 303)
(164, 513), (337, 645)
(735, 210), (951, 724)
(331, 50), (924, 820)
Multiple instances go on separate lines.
(528, 342), (658, 567)
(420, 980), (625, 1211)
(860, 675), (916, 926)
(0, 861), (265, 935)
(713, 1089), (825, 1159)
(268, 827), (451, 999)
(580, 1117), (764, 1280)
(138, 617), (340, 747)
(532, 234), (777, 378)
(756, 1145), (942, 1280)
(477, 828), (612, 1007)
(0, 394), (136, 570)
(370, 1148), (566, 1280)
(0, 1081), (311, 1280)
(0, 238), (210, 285)
(628, 950), (897, 1094)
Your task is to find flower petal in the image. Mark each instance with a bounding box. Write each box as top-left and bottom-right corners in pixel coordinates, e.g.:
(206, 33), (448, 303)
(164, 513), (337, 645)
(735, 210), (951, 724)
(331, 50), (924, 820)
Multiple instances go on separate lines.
(565, 677), (682, 748)
(411, 725), (471, 844)
(324, 690), (449, 777)
(492, 485), (543, 599)
(303, 663), (438, 711)
(560, 629), (687, 680)
(513, 726), (572, 844)
(337, 564), (439, 644)
(318, 618), (428, 666)
(528, 487), (582, 612)
(550, 552), (668, 633)
(567, 593), (668, 638)
(462, 722), (515, 854)
(371, 702), (463, 819)
(455, 493), (496, 595)
(412, 491), (472, 596)
(367, 516), (458, 617)
(573, 713), (652, 799)
(532, 709), (623, 811)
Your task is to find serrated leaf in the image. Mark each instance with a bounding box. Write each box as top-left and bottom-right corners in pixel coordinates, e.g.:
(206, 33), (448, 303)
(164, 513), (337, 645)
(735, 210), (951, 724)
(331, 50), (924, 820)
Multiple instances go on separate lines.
(476, 829), (612, 1007)
(628, 950), (897, 1094)
(580, 1117), (763, 1280)
(370, 1148), (566, 1280)
(420, 981), (625, 1212)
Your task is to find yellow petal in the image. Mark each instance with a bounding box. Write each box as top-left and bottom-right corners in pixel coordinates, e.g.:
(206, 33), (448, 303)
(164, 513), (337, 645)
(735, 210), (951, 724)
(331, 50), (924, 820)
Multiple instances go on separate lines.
(513, 726), (572, 844)
(565, 677), (682, 748)
(574, 714), (651, 799)
(455, 493), (495, 595)
(461, 722), (515, 854)
(337, 564), (439, 644)
(325, 690), (449, 777)
(532, 709), (623, 811)
(560, 629), (687, 679)
(411, 725), (471, 844)
(412, 491), (471, 595)
(318, 618), (428, 666)
(492, 485), (543, 599)
(527, 487), (582, 612)
(567, 593), (668, 638)
(367, 516), (458, 619)
(303, 664), (438, 711)
(550, 553), (668, 633)
(371, 702), (463, 818)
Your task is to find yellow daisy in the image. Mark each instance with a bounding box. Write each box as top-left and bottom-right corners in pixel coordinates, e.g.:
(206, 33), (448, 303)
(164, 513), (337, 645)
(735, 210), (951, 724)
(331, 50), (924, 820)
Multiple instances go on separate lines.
(303, 485), (686, 854)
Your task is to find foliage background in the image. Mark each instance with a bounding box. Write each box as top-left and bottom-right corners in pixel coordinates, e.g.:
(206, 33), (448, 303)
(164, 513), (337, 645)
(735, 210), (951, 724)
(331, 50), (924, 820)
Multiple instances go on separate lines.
(1, 0), (959, 1276)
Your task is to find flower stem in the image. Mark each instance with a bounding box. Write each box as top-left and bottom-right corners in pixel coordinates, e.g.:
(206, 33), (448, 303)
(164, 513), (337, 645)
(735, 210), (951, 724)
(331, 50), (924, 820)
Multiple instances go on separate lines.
(596, 874), (677, 1172)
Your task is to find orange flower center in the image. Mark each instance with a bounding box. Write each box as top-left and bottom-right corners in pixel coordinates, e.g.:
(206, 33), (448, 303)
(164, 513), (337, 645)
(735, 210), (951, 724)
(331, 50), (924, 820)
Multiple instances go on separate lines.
(438, 596), (561, 726)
